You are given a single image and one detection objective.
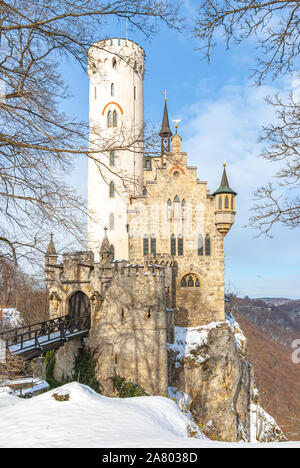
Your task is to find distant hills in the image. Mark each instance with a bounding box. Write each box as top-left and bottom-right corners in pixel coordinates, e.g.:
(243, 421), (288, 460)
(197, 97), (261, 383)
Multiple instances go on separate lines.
(230, 296), (300, 441)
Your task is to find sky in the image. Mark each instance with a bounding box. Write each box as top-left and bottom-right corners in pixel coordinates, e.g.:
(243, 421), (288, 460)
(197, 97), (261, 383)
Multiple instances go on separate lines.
(60, 1), (300, 299)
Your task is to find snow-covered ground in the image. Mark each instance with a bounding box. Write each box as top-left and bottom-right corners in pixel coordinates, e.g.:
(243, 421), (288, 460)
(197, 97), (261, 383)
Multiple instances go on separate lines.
(0, 382), (298, 448)
(0, 308), (23, 329)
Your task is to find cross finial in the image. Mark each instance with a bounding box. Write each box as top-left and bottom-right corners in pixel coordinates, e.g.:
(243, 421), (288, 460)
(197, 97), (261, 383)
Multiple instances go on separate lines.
(163, 90), (167, 102)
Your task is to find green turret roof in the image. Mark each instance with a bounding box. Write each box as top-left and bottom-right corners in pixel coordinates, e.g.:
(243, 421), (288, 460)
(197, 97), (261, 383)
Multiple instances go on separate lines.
(213, 165), (237, 196)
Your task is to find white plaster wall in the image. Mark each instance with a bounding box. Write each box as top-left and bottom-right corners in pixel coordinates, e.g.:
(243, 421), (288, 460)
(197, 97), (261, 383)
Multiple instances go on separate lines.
(88, 38), (145, 260)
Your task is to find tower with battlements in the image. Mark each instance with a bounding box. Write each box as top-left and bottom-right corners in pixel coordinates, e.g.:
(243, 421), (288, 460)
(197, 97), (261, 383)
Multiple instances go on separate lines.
(87, 38), (145, 261)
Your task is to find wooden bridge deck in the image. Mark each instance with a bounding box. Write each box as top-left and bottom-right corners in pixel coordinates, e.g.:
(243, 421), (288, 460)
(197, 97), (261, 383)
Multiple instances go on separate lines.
(0, 314), (90, 359)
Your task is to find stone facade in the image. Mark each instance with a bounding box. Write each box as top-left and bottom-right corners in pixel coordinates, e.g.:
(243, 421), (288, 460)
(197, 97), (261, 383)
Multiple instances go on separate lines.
(129, 133), (228, 326)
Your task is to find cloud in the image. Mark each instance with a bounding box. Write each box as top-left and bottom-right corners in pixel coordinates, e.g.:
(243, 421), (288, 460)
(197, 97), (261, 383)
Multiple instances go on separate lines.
(180, 79), (300, 299)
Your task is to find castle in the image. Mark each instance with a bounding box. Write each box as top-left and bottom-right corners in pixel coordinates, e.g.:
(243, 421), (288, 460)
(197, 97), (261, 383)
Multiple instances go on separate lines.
(45, 37), (237, 399)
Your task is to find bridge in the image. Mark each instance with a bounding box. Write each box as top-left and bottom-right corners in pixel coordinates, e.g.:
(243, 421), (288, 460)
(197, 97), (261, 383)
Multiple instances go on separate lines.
(0, 314), (91, 360)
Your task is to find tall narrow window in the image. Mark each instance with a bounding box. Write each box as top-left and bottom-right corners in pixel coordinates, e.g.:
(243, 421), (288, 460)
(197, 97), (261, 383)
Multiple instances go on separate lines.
(109, 181), (115, 198)
(109, 213), (114, 230)
(205, 234), (211, 256)
(198, 234), (204, 256)
(112, 57), (117, 68)
(143, 234), (149, 255)
(142, 187), (147, 196)
(218, 196), (222, 209)
(107, 111), (112, 128)
(111, 83), (114, 96)
(182, 199), (186, 220)
(94, 87), (97, 100)
(174, 195), (180, 220)
(225, 196), (229, 209)
(151, 234), (156, 256)
(171, 234), (176, 256)
(231, 196), (234, 210)
(111, 245), (115, 260)
(134, 86), (136, 100)
(113, 110), (117, 127)
(167, 199), (172, 220)
(178, 235), (183, 256)
(109, 151), (115, 166)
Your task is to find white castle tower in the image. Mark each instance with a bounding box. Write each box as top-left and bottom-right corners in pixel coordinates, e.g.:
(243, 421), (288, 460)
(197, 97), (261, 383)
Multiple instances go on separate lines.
(87, 38), (145, 260)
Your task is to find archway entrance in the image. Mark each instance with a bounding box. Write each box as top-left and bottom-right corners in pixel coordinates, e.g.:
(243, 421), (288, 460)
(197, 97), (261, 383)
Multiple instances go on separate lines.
(68, 291), (90, 321)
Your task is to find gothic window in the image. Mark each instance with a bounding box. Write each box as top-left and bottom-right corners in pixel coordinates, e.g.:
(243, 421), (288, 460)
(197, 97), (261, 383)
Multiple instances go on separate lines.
(167, 199), (172, 220)
(142, 187), (147, 196)
(112, 57), (117, 68)
(113, 110), (117, 127)
(109, 181), (115, 198)
(181, 273), (200, 288)
(174, 195), (180, 220)
(178, 234), (183, 256)
(171, 234), (176, 256)
(182, 199), (186, 220)
(109, 151), (115, 166)
(225, 196), (229, 209)
(205, 234), (211, 256)
(111, 83), (114, 96)
(111, 245), (115, 260)
(109, 213), (114, 230)
(198, 234), (204, 256)
(143, 234), (149, 255)
(107, 111), (112, 127)
(151, 234), (156, 256)
(218, 196), (222, 209)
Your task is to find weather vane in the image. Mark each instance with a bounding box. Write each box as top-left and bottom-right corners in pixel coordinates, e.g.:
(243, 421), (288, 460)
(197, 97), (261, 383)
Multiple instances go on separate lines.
(162, 90), (167, 102)
(172, 119), (181, 133)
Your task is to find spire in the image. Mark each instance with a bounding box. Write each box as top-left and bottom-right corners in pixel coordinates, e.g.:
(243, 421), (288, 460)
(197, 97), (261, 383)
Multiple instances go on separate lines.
(100, 227), (113, 262)
(159, 96), (172, 154)
(213, 163), (237, 196)
(46, 233), (57, 256)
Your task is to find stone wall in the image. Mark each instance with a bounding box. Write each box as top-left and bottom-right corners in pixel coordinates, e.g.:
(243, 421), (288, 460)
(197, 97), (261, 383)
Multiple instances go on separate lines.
(87, 268), (169, 396)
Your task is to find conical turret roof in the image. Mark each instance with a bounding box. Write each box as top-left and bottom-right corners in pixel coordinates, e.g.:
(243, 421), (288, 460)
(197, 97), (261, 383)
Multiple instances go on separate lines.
(46, 233), (57, 256)
(100, 228), (112, 255)
(159, 101), (172, 137)
(213, 164), (237, 196)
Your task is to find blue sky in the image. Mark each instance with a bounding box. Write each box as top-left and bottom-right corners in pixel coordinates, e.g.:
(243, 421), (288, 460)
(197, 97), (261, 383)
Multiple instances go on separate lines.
(61, 1), (300, 299)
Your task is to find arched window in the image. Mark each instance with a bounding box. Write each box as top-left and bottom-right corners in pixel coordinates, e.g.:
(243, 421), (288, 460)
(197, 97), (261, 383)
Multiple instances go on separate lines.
(109, 213), (114, 230)
(151, 234), (156, 255)
(112, 57), (117, 68)
(145, 159), (151, 169)
(178, 234), (183, 256)
(113, 110), (117, 127)
(198, 234), (203, 256)
(143, 234), (149, 255)
(182, 199), (186, 220)
(109, 181), (115, 198)
(167, 199), (172, 220)
(174, 195), (180, 220)
(109, 151), (115, 166)
(205, 234), (211, 256)
(111, 83), (114, 96)
(218, 196), (222, 209)
(142, 187), (147, 196)
(225, 196), (229, 209)
(231, 196), (234, 210)
(107, 111), (112, 127)
(181, 273), (200, 288)
(111, 245), (115, 260)
(171, 234), (176, 256)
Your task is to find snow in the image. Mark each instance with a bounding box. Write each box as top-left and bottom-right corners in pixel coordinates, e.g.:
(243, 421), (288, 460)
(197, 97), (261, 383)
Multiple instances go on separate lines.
(0, 308), (24, 329)
(250, 403), (286, 443)
(226, 312), (247, 354)
(167, 322), (223, 366)
(0, 382), (297, 448)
